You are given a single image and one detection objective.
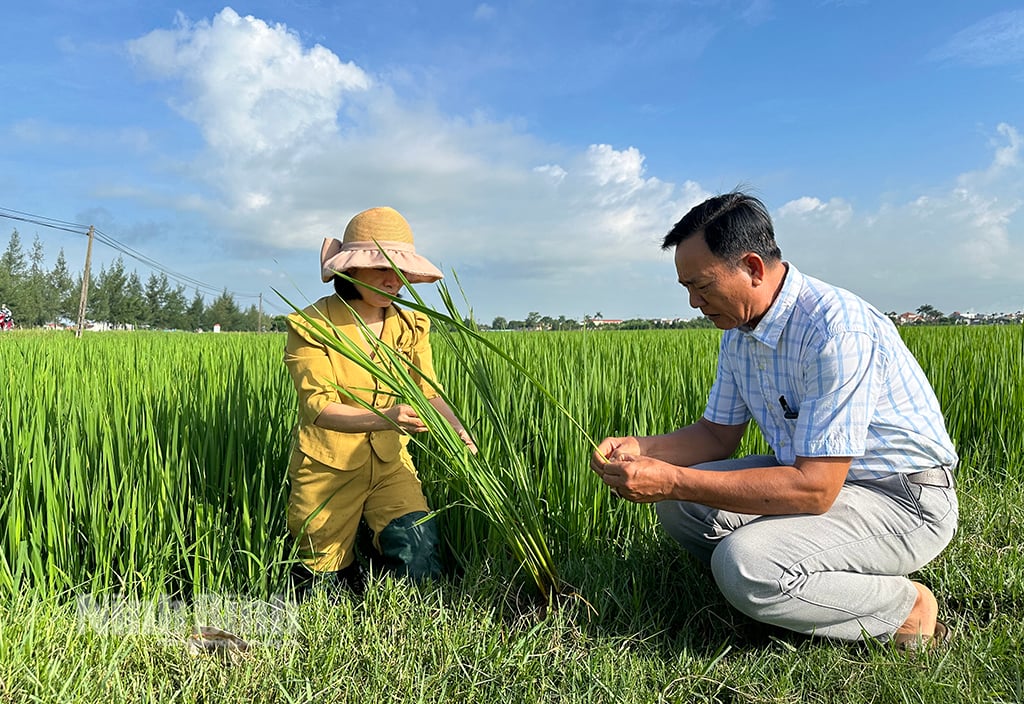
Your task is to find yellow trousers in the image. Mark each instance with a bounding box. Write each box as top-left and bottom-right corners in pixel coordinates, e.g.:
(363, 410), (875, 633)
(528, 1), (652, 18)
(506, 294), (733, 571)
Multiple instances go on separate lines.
(287, 446), (430, 573)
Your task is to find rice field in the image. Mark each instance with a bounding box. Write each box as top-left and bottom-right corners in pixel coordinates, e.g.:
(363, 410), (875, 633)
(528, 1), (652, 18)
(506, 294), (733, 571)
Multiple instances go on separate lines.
(0, 323), (1022, 702)
(0, 325), (1021, 595)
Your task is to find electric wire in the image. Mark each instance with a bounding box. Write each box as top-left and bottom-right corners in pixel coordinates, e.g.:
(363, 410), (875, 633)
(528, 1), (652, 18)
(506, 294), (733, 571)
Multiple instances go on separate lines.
(0, 206), (263, 300)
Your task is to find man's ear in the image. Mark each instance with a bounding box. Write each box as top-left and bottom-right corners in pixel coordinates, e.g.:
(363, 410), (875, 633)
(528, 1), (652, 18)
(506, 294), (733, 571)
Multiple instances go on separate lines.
(740, 253), (767, 285)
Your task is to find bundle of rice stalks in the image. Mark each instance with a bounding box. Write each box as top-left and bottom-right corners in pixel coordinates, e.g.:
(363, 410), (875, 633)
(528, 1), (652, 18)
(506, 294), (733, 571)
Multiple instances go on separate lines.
(277, 261), (605, 603)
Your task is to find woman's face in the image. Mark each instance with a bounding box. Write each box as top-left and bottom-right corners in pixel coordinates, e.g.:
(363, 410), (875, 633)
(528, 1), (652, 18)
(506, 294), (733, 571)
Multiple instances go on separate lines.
(348, 267), (404, 309)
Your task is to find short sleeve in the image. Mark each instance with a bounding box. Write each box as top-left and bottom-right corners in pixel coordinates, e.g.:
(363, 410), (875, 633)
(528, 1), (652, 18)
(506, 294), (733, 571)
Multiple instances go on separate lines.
(284, 312), (338, 424)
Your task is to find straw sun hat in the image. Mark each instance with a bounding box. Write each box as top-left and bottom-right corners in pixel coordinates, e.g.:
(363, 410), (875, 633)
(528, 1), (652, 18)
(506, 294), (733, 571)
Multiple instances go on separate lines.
(320, 206), (443, 284)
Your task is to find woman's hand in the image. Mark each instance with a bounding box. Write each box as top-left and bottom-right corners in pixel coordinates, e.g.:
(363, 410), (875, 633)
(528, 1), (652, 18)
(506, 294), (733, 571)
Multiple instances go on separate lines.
(456, 427), (478, 455)
(385, 404), (428, 434)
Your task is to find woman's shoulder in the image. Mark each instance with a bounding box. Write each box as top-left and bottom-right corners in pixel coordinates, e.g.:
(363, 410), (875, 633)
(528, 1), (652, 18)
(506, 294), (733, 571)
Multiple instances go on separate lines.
(286, 296), (352, 336)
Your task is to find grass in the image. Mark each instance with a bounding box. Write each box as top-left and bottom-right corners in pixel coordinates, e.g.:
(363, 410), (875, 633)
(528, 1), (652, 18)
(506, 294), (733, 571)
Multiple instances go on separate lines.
(3, 539), (1023, 703)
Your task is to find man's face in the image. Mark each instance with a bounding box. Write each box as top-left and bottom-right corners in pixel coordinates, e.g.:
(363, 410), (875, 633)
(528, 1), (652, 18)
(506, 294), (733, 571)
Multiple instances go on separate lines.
(674, 233), (760, 330)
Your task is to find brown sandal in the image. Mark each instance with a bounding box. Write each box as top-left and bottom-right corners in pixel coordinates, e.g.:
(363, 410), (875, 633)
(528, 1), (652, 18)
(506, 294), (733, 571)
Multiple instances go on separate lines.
(894, 619), (952, 651)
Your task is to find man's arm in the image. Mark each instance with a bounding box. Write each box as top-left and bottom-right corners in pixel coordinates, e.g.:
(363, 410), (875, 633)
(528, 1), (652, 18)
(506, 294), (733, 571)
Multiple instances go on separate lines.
(590, 418), (747, 472)
(598, 453), (851, 515)
(641, 418), (748, 466)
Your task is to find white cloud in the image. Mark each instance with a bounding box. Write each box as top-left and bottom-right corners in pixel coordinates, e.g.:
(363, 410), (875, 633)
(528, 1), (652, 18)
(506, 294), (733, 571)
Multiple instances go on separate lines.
(474, 4), (497, 21)
(776, 196), (853, 226)
(992, 122), (1021, 168)
(120, 8), (1023, 317)
(775, 123), (1023, 312)
(128, 8), (370, 156)
(123, 9), (709, 286)
(778, 196), (824, 217)
(533, 164), (567, 184)
(930, 9), (1024, 67)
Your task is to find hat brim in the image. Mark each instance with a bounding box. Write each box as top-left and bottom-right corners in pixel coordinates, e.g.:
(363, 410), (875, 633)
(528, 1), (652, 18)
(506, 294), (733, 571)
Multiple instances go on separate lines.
(320, 240), (443, 284)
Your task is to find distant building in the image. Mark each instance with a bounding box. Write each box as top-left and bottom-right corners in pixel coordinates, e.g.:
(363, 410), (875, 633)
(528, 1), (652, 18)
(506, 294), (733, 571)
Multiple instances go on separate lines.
(948, 312), (978, 325)
(896, 312), (925, 325)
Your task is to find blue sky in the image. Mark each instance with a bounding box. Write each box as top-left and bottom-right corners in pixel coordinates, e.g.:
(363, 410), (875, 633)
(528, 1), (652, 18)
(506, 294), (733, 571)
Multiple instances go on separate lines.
(2, 1), (1022, 322)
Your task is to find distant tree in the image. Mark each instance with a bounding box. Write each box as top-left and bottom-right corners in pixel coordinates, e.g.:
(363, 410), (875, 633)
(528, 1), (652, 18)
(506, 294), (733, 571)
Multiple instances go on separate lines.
(50, 249), (75, 322)
(0, 229), (27, 314)
(491, 316), (507, 331)
(0, 229), (26, 278)
(916, 304), (942, 321)
(239, 303), (260, 331)
(619, 318), (654, 330)
(145, 273), (171, 328)
(525, 311), (541, 329)
(20, 235), (50, 326)
(163, 285), (188, 330)
(186, 290), (206, 331)
(121, 272), (147, 327)
(205, 289), (240, 330)
(92, 257), (130, 324)
(87, 264), (111, 323)
(268, 315), (289, 332)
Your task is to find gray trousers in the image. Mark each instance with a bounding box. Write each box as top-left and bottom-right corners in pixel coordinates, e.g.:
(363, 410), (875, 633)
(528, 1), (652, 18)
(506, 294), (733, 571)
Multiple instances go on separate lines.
(655, 455), (959, 641)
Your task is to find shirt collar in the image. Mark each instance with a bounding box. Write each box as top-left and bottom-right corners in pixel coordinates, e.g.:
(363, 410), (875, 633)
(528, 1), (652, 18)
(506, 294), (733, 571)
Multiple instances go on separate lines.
(739, 262), (802, 349)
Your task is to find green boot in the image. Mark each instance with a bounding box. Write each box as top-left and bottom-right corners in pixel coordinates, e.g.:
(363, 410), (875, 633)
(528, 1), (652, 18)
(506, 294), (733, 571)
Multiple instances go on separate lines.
(377, 511), (441, 582)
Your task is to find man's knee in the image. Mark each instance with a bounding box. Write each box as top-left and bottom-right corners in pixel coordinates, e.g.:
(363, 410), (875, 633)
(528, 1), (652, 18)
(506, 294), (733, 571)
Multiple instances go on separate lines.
(656, 500), (717, 566)
(710, 533), (788, 618)
(377, 511), (442, 581)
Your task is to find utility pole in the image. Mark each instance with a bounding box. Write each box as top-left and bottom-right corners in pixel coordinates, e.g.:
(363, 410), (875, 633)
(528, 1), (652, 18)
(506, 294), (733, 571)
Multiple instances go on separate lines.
(75, 225), (95, 338)
(258, 292), (263, 333)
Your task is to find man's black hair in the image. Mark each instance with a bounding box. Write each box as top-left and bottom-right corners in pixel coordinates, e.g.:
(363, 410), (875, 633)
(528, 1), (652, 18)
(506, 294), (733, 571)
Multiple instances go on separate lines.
(662, 191), (782, 262)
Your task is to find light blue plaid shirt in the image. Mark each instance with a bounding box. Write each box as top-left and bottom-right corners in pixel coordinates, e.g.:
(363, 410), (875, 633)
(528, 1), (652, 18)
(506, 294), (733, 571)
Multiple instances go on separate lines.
(704, 264), (958, 481)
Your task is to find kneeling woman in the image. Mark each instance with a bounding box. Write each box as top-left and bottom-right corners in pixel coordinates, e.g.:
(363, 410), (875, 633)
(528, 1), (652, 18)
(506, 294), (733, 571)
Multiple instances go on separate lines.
(284, 206), (473, 588)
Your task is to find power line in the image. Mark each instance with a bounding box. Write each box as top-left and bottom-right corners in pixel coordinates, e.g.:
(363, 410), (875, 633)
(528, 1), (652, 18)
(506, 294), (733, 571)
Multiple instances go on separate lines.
(91, 227), (260, 298)
(0, 207), (89, 237)
(0, 206), (261, 300)
(0, 206), (88, 230)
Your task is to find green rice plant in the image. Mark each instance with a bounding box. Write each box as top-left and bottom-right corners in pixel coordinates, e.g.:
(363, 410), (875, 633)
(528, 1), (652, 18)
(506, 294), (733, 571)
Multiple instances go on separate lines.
(0, 331), (296, 598)
(425, 326), (728, 554)
(2, 312), (1020, 609)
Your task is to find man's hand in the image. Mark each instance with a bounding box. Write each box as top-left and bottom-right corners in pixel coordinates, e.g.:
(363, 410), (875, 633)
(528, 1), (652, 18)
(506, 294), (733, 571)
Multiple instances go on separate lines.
(385, 404), (428, 434)
(590, 436), (641, 474)
(598, 454), (679, 503)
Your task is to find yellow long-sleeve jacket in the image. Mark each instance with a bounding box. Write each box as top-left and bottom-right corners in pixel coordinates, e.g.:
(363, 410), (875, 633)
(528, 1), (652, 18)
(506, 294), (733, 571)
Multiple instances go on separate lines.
(284, 295), (439, 470)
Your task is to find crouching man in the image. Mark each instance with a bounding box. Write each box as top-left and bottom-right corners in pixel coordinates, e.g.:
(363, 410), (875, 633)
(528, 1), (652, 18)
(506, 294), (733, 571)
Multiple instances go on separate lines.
(592, 192), (958, 647)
